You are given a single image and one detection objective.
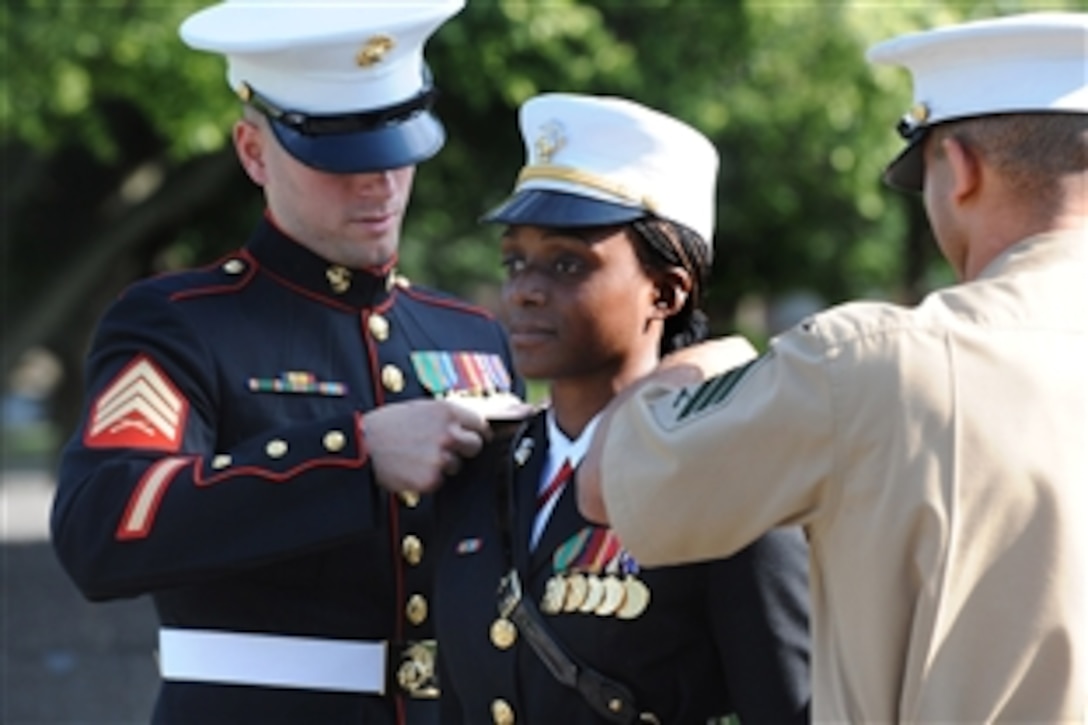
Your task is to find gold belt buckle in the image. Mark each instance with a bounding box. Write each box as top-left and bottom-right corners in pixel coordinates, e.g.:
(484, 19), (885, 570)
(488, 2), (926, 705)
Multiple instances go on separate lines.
(395, 639), (439, 699)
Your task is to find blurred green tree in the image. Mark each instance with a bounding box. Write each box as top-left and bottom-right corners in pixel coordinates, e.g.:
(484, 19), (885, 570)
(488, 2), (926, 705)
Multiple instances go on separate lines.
(2, 0), (1078, 448)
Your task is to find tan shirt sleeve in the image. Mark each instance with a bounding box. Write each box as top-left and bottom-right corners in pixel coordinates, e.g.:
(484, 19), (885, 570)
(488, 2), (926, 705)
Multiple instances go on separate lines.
(602, 325), (835, 566)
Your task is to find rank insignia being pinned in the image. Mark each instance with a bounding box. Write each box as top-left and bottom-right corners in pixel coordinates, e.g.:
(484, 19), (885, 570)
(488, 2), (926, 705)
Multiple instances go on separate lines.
(247, 371), (347, 396)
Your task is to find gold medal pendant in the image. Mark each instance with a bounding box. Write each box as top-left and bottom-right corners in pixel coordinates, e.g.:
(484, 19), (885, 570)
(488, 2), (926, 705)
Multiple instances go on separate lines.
(563, 573), (589, 612)
(489, 617), (517, 650)
(594, 574), (627, 616)
(578, 574), (605, 613)
(541, 574), (568, 615)
(615, 576), (651, 619)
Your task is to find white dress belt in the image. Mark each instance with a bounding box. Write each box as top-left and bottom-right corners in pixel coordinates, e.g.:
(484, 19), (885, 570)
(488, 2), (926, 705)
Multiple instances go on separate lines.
(158, 628), (387, 694)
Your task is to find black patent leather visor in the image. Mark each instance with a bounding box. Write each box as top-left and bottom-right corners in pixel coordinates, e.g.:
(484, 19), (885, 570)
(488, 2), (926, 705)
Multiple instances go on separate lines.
(882, 137), (927, 193)
(882, 114), (929, 193)
(246, 84), (445, 173)
(481, 189), (648, 228)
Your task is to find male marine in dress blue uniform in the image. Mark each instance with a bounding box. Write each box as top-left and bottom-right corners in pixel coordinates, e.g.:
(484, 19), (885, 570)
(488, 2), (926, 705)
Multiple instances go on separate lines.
(50, 2), (521, 723)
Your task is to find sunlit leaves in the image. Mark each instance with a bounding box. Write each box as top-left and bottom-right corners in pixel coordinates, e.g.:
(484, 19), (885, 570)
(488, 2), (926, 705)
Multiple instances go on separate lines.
(6, 0), (1084, 325)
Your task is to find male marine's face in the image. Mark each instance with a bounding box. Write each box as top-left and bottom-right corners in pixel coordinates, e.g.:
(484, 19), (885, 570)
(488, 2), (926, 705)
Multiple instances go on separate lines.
(234, 112), (415, 269)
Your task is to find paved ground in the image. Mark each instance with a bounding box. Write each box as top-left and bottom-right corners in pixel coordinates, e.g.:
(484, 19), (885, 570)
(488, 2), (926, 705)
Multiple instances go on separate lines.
(2, 468), (159, 724)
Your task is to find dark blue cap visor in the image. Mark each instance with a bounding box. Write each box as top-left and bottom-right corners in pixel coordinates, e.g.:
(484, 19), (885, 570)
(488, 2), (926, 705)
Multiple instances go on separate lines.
(481, 189), (648, 228)
(882, 135), (926, 193)
(269, 110), (445, 174)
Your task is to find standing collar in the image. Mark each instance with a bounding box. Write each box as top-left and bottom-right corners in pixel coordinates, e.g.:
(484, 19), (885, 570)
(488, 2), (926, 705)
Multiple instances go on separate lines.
(245, 214), (398, 308)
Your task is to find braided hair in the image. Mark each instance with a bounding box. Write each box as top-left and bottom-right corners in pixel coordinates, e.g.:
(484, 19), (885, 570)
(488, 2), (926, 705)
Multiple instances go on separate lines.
(628, 217), (713, 356)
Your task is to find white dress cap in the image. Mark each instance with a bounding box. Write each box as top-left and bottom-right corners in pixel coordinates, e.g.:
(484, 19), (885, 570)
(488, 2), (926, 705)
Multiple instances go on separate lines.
(180, 0), (464, 114)
(867, 12), (1088, 191)
(178, 1), (464, 173)
(484, 93), (720, 245)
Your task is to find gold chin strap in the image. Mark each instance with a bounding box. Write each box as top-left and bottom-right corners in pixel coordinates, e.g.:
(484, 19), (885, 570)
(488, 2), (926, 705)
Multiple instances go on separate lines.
(516, 164), (658, 214)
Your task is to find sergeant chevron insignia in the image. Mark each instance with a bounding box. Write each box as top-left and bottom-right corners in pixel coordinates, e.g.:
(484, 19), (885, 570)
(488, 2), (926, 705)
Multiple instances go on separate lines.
(85, 355), (188, 452)
(672, 359), (758, 421)
(650, 359), (760, 431)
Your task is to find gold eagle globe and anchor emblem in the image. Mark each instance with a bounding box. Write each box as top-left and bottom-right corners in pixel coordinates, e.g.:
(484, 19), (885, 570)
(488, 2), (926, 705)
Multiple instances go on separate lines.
(534, 121), (566, 164)
(356, 34), (396, 67)
(325, 265), (352, 294)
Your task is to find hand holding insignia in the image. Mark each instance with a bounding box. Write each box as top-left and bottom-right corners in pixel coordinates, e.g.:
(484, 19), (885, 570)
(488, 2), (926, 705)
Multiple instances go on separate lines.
(363, 398), (492, 494)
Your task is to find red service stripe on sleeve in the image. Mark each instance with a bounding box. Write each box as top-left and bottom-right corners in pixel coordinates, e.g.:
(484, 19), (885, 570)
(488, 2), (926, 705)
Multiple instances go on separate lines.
(116, 456), (192, 541)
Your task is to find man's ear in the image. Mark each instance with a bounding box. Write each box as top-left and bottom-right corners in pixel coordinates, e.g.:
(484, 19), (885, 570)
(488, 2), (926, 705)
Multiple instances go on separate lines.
(652, 267), (693, 319)
(233, 118), (269, 186)
(942, 134), (981, 203)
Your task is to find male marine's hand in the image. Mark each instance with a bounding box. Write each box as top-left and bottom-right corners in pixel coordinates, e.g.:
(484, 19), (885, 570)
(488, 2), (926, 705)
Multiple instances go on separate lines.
(363, 399), (491, 494)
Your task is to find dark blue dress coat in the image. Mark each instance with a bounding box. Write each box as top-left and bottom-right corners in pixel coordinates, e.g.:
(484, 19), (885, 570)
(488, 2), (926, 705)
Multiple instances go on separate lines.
(435, 412), (811, 724)
(51, 216), (520, 724)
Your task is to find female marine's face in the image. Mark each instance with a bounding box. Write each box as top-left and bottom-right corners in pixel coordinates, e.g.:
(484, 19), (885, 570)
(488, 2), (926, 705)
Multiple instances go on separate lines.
(499, 224), (660, 382)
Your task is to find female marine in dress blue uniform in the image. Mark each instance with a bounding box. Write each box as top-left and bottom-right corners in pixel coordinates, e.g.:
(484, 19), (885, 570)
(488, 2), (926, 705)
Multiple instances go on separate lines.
(435, 94), (811, 724)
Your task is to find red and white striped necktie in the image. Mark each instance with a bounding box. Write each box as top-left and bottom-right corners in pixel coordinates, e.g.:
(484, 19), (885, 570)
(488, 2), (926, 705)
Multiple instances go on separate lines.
(536, 458), (574, 511)
(531, 458), (574, 549)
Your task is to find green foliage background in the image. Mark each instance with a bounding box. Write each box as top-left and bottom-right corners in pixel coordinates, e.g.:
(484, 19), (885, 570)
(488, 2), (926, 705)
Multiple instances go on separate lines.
(2, 0), (1084, 437)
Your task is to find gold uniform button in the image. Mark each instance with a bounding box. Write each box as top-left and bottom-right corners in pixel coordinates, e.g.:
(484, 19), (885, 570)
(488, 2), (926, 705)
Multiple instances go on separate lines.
(222, 259), (245, 275)
(402, 535), (423, 566)
(399, 491), (420, 508)
(405, 593), (428, 626)
(265, 439), (288, 459)
(491, 698), (515, 725)
(381, 364), (405, 393)
(211, 454), (232, 470)
(489, 617), (517, 650)
(368, 313), (390, 341)
(323, 430), (346, 453)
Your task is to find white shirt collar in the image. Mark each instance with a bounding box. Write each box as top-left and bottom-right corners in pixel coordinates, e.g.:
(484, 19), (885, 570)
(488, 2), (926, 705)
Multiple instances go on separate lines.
(542, 408), (601, 489)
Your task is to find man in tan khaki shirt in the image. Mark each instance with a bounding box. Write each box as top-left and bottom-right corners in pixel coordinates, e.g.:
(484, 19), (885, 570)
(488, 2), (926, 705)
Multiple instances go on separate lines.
(577, 12), (1088, 723)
